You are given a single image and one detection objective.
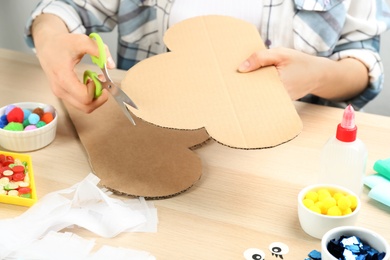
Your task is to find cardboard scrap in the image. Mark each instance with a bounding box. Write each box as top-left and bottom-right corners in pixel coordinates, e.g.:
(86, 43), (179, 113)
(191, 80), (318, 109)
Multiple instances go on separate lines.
(122, 15), (303, 149)
(65, 96), (210, 199)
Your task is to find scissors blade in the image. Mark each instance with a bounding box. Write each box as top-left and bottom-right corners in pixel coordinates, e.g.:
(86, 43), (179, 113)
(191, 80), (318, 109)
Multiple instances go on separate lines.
(100, 66), (138, 110)
(113, 86), (138, 109)
(116, 98), (137, 125)
(102, 81), (138, 125)
(104, 81), (138, 109)
(99, 65), (138, 124)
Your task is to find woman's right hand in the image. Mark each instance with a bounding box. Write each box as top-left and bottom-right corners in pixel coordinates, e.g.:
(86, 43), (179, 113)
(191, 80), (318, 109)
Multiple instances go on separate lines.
(32, 14), (115, 113)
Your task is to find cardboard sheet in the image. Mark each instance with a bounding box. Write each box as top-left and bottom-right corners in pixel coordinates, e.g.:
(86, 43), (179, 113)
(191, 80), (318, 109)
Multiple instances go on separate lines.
(121, 15), (302, 149)
(65, 97), (210, 199)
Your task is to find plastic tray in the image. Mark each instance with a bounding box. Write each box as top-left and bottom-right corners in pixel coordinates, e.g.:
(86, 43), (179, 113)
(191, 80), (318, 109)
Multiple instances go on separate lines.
(0, 150), (37, 207)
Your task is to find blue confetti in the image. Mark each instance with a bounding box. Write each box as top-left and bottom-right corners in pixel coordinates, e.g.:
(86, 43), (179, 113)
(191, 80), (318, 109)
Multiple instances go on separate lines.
(307, 249), (321, 260)
(327, 235), (386, 260)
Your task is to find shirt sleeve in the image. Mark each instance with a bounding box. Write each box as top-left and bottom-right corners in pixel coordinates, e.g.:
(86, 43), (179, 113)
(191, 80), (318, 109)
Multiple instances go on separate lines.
(24, 0), (119, 50)
(328, 0), (390, 110)
(294, 0), (390, 110)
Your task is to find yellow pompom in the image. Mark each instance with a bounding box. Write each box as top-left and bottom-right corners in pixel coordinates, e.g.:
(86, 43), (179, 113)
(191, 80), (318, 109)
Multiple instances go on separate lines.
(333, 192), (344, 201)
(303, 198), (315, 208)
(322, 197), (337, 211)
(342, 207), (353, 216)
(315, 201), (327, 214)
(317, 188), (331, 201)
(305, 191), (319, 202)
(327, 206), (342, 216)
(309, 204), (321, 214)
(337, 196), (352, 211)
(347, 195), (358, 210)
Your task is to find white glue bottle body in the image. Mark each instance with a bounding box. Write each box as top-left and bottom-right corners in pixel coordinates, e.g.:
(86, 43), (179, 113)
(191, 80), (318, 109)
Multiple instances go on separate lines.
(319, 105), (367, 196)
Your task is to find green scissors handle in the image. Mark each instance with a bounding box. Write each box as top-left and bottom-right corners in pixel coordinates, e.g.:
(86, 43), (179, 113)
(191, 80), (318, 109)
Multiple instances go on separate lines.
(89, 32), (106, 69)
(83, 70), (102, 98)
(82, 33), (138, 125)
(83, 33), (106, 98)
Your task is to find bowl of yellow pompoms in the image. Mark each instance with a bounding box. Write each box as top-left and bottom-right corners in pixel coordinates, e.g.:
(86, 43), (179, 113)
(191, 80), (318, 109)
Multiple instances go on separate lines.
(297, 184), (361, 239)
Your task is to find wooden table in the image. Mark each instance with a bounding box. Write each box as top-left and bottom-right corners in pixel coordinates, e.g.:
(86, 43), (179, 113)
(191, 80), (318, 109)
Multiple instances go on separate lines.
(1, 48), (389, 259)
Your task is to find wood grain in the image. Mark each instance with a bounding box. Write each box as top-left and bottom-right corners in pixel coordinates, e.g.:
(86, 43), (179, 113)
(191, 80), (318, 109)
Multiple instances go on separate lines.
(1, 49), (389, 259)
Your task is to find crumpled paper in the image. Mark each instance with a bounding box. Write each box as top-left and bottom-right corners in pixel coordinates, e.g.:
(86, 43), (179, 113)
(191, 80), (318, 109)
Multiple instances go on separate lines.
(6, 231), (155, 260)
(0, 173), (158, 259)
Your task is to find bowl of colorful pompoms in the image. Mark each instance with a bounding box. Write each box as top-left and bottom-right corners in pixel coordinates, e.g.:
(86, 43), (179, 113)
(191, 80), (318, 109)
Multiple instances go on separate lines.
(0, 102), (57, 152)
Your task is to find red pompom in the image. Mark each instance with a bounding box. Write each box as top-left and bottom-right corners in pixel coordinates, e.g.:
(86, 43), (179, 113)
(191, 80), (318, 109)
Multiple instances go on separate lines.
(6, 107), (24, 123)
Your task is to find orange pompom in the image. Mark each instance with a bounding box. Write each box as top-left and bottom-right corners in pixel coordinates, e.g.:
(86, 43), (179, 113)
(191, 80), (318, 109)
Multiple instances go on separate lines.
(41, 112), (54, 124)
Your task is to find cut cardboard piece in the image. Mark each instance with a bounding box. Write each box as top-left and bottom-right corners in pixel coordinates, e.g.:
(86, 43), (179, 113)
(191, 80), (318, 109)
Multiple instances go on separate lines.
(122, 15), (303, 149)
(65, 96), (210, 199)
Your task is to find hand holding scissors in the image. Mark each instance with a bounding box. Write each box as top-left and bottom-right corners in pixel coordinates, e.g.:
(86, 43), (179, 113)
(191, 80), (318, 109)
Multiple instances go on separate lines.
(84, 33), (138, 125)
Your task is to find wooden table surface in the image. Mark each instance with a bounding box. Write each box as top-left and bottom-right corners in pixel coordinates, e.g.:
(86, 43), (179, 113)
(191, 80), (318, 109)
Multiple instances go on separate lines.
(1, 48), (390, 259)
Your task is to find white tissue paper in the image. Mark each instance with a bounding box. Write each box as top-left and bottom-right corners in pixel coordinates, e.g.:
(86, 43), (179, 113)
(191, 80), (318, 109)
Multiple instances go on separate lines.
(6, 231), (155, 260)
(0, 173), (158, 259)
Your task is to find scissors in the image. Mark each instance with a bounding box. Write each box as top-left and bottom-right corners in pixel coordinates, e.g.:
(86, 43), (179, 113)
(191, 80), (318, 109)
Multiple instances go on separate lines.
(83, 32), (138, 125)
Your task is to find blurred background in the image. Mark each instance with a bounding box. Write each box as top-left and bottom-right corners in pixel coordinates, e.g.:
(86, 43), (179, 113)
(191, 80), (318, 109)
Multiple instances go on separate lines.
(1, 0), (389, 116)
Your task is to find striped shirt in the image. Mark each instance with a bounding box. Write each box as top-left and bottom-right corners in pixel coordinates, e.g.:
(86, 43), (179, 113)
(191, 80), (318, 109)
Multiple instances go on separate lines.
(25, 0), (390, 109)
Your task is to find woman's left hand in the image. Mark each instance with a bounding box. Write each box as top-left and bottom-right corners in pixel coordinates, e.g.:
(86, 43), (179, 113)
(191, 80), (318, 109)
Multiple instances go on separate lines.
(237, 47), (368, 102)
(238, 47), (326, 100)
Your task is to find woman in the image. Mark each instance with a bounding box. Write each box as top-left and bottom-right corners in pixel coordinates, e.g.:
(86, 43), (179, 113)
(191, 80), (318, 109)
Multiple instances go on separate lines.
(25, 0), (390, 113)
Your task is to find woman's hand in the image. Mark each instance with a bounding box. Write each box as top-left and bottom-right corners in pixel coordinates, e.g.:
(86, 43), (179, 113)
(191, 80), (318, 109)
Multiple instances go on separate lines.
(238, 47), (368, 102)
(32, 14), (115, 113)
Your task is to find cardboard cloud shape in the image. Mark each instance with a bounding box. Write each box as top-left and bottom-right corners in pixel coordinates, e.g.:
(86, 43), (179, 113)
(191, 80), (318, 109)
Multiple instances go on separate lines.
(122, 15), (302, 149)
(65, 96), (210, 199)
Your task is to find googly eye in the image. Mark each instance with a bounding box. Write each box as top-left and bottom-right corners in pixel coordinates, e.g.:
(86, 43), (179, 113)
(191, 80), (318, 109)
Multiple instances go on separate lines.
(243, 248), (266, 260)
(269, 242), (289, 255)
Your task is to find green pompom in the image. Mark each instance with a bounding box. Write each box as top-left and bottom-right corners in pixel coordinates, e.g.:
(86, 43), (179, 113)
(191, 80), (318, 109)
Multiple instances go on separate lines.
(36, 121), (47, 128)
(23, 119), (30, 127)
(4, 122), (24, 131)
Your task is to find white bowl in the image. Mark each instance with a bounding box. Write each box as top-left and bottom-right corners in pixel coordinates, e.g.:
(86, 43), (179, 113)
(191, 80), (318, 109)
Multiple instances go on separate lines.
(298, 184), (361, 239)
(0, 102), (58, 152)
(321, 226), (390, 260)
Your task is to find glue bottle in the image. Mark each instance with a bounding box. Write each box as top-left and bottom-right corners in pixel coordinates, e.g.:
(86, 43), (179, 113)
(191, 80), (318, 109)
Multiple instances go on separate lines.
(319, 104), (367, 196)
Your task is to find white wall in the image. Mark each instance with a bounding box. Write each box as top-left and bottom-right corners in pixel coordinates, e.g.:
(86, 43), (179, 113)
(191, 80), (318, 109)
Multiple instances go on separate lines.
(0, 1), (39, 55)
(1, 0), (389, 116)
(364, 32), (390, 116)
(0, 0), (118, 62)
